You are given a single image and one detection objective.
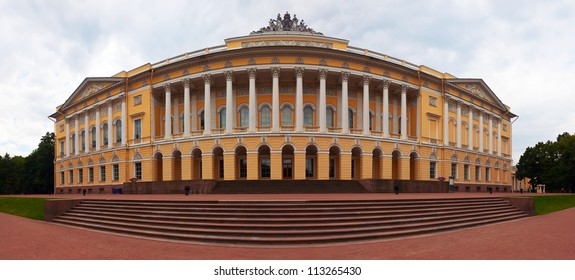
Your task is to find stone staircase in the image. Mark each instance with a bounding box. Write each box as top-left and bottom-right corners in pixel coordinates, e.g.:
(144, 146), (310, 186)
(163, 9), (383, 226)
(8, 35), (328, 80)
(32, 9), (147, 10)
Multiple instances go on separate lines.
(52, 198), (528, 246)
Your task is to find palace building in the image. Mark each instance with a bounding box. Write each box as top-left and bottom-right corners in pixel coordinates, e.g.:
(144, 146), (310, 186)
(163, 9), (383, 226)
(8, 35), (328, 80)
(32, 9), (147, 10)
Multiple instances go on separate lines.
(50, 12), (515, 194)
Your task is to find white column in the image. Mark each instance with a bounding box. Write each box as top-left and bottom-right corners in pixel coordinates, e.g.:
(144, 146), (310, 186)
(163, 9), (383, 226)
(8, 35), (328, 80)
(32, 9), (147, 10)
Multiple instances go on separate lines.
(248, 68), (256, 133)
(362, 75), (371, 136)
(468, 106), (473, 150)
(456, 101), (462, 148)
(84, 112), (89, 152)
(121, 97), (127, 146)
(382, 80), (390, 138)
(479, 111), (484, 152)
(164, 84), (172, 140)
(497, 118), (502, 156)
(183, 79), (191, 137)
(319, 69), (327, 133)
(341, 72), (349, 134)
(443, 96), (449, 146)
(489, 114), (493, 154)
(74, 116), (79, 155)
(95, 107), (100, 151)
(401, 85), (408, 140)
(375, 95), (381, 132)
(295, 67), (304, 132)
(65, 119), (70, 157)
(203, 74), (212, 135)
(107, 102), (113, 148)
(225, 71), (234, 134)
(272, 67), (280, 133)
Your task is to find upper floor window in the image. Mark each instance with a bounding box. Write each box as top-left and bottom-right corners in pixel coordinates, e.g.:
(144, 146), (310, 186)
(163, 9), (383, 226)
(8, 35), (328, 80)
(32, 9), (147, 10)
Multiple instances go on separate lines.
(80, 130), (85, 151)
(348, 108), (355, 129)
(115, 119), (122, 143)
(326, 107), (335, 128)
(102, 123), (108, 146)
(304, 105), (314, 127)
(134, 119), (142, 139)
(239, 107), (249, 128)
(282, 106), (292, 126)
(91, 127), (96, 148)
(260, 105), (271, 127)
(219, 108), (226, 129)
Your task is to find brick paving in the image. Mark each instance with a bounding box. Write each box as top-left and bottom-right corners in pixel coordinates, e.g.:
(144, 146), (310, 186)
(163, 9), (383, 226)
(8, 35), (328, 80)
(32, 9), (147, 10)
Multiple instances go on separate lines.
(1, 193), (574, 260)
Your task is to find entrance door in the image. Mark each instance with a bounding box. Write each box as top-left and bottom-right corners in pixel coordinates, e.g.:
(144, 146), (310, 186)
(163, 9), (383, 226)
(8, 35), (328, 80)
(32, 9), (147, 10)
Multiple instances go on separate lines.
(282, 158), (293, 179)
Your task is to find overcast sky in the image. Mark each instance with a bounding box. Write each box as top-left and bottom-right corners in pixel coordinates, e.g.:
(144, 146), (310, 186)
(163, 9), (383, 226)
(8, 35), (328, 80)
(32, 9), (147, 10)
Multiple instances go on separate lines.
(1, 0), (574, 163)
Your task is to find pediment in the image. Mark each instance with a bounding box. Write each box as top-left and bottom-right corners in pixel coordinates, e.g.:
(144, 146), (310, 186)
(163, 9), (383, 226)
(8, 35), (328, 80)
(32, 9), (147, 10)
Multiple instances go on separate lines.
(61, 77), (124, 110)
(446, 79), (505, 109)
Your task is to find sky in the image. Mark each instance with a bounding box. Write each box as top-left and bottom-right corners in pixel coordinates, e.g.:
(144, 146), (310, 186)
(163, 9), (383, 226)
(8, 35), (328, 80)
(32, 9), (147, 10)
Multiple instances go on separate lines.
(1, 0), (574, 164)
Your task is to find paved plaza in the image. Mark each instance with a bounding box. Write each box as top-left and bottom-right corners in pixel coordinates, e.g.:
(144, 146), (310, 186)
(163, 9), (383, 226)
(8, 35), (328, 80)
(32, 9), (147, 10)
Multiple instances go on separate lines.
(1, 193), (574, 259)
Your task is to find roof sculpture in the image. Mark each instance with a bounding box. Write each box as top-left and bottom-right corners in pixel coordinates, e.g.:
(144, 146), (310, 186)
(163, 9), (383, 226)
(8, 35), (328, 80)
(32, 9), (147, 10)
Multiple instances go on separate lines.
(251, 12), (323, 35)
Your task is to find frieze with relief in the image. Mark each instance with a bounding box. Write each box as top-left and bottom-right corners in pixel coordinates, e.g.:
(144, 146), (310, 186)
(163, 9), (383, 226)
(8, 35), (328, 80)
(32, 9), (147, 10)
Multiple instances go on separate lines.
(242, 40), (333, 49)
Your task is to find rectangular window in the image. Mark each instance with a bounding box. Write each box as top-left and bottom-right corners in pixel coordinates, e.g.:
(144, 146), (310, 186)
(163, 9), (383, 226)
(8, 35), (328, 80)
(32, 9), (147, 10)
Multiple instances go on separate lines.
(260, 158), (270, 178)
(69, 170), (73, 184)
(282, 158), (293, 178)
(429, 119), (438, 143)
(429, 162), (437, 179)
(134, 119), (142, 139)
(219, 159), (224, 179)
(451, 163), (458, 179)
(60, 171), (65, 185)
(78, 169), (83, 183)
(306, 158), (315, 178)
(486, 167), (491, 182)
(88, 167), (94, 182)
(100, 166), (106, 182)
(59, 141), (64, 157)
(329, 158), (336, 179)
(113, 164), (119, 181)
(239, 158), (247, 179)
(475, 166), (481, 181)
(464, 164), (470, 180)
(135, 162), (142, 180)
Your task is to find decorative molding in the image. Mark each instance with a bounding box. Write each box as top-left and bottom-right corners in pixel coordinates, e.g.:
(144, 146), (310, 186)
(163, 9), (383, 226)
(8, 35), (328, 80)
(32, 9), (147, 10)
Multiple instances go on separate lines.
(342, 62), (349, 69)
(271, 67), (280, 78)
(341, 71), (350, 82)
(363, 75), (371, 85)
(319, 59), (327, 66)
(224, 71), (233, 81)
(296, 57), (304, 64)
(319, 69), (328, 80)
(202, 74), (212, 85)
(295, 67), (304, 78)
(248, 68), (257, 79)
(224, 61), (233, 68)
(272, 57), (280, 64)
(429, 96), (437, 107)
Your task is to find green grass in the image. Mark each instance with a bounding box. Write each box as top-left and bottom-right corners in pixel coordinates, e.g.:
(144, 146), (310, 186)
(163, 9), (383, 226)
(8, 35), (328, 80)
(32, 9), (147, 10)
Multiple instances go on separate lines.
(535, 195), (575, 215)
(0, 197), (46, 220)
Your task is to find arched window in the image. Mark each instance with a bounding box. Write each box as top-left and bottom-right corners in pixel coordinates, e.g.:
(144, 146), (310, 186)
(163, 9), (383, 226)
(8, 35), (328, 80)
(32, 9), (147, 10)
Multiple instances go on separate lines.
(239, 107), (249, 128)
(348, 108), (355, 129)
(260, 105), (271, 127)
(71, 133), (76, 152)
(326, 107), (335, 128)
(80, 130), (85, 151)
(304, 105), (314, 127)
(115, 119), (122, 143)
(102, 123), (108, 146)
(282, 105), (292, 126)
(219, 108), (226, 129)
(91, 127), (96, 148)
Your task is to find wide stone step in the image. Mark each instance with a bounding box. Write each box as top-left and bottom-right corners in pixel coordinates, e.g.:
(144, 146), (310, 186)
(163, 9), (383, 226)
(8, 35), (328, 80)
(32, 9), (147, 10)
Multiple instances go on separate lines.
(59, 207), (522, 230)
(53, 213), (528, 245)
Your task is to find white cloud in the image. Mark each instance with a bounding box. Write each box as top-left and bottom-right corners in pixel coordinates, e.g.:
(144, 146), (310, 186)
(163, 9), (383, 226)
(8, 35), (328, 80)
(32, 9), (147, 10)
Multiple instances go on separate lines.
(0, 0), (574, 163)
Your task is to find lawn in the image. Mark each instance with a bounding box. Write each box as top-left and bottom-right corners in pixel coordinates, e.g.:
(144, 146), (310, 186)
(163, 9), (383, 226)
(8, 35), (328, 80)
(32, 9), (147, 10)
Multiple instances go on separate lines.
(0, 197), (46, 220)
(534, 195), (575, 215)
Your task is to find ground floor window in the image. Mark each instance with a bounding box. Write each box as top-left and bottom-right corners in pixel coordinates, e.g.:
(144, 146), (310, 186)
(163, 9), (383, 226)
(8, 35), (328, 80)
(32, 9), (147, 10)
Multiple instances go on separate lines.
(329, 158), (336, 179)
(88, 167), (94, 182)
(260, 158), (270, 178)
(464, 164), (470, 180)
(306, 158), (315, 178)
(429, 162), (437, 179)
(486, 167), (491, 182)
(135, 162), (142, 180)
(78, 169), (83, 183)
(282, 158), (292, 178)
(100, 166), (106, 182)
(451, 163), (458, 179)
(239, 158), (247, 179)
(60, 171), (65, 185)
(475, 166), (481, 181)
(68, 170), (73, 184)
(218, 159), (224, 179)
(113, 164), (119, 181)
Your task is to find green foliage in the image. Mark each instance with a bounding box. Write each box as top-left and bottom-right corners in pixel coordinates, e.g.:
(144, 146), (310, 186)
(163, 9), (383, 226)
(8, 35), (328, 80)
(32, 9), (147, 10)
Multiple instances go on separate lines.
(516, 132), (575, 193)
(535, 195), (575, 215)
(0, 132), (54, 194)
(0, 197), (46, 220)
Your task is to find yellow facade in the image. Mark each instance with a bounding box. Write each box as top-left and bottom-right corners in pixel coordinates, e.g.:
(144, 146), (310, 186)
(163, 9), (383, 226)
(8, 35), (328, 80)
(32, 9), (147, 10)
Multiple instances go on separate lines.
(50, 13), (515, 194)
